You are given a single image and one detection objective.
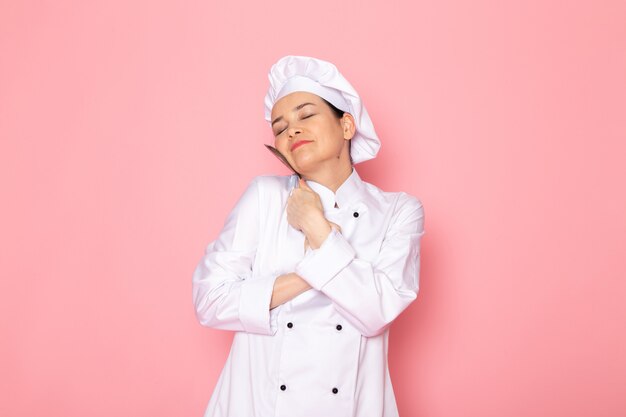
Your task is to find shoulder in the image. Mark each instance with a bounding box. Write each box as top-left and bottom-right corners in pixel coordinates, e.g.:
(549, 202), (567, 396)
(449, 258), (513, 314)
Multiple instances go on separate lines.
(361, 180), (425, 230)
(240, 174), (294, 204)
(227, 174), (293, 219)
(251, 173), (295, 190)
(362, 180), (424, 213)
(249, 174), (295, 195)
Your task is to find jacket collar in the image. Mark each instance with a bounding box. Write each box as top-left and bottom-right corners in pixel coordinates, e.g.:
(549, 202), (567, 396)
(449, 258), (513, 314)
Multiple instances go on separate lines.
(304, 167), (364, 212)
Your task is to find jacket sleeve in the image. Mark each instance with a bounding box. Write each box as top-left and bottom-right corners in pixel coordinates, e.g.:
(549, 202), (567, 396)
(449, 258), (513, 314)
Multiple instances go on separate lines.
(192, 177), (280, 336)
(294, 194), (425, 337)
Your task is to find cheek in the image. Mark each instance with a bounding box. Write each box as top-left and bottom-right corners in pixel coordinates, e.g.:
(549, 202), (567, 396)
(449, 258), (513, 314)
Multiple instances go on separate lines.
(274, 136), (289, 152)
(323, 126), (344, 147)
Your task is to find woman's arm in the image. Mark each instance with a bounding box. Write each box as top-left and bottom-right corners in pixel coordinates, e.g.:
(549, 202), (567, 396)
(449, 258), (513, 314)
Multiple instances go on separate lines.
(295, 194), (425, 337)
(193, 177), (281, 336)
(269, 221), (343, 309)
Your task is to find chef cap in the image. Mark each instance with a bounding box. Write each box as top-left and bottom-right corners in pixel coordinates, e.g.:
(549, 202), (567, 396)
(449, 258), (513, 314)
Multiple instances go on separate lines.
(264, 55), (381, 164)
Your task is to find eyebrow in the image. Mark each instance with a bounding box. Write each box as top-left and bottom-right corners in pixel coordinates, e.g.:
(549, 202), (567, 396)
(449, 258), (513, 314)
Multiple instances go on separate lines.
(271, 102), (316, 127)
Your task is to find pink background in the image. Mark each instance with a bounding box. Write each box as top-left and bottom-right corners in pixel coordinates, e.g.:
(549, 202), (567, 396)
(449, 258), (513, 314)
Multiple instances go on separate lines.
(1, 1), (625, 416)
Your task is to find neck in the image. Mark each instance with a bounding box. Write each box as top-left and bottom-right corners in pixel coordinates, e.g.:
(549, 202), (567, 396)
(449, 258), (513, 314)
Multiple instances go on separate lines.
(301, 161), (353, 193)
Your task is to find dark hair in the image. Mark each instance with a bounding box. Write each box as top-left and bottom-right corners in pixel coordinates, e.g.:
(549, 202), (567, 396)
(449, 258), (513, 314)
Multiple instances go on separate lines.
(320, 98), (354, 165)
(321, 98), (347, 119)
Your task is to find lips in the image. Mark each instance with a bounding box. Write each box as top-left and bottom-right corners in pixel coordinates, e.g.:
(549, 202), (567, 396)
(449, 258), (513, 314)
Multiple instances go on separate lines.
(291, 140), (312, 151)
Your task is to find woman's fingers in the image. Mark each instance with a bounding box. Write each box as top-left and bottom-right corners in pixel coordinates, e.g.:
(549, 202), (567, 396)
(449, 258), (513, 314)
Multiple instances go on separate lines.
(287, 182), (324, 228)
(328, 221), (342, 232)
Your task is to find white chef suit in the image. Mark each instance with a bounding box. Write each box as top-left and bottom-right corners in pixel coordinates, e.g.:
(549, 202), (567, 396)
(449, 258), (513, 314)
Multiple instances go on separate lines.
(192, 167), (425, 417)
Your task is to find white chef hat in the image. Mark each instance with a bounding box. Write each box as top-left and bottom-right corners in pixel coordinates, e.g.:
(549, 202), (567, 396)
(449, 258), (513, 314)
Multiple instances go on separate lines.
(264, 55), (381, 164)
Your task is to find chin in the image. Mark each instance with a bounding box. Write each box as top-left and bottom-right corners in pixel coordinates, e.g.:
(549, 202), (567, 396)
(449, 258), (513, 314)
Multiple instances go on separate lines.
(291, 154), (319, 173)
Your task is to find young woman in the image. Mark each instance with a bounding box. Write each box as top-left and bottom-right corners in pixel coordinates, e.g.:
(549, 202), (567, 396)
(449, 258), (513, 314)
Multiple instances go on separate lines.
(193, 55), (425, 417)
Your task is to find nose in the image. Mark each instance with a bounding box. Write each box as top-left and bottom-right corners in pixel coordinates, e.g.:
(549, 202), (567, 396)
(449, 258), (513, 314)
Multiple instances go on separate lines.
(287, 126), (302, 138)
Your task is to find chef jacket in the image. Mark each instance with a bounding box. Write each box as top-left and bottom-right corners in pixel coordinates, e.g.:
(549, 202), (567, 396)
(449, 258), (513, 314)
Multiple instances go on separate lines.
(192, 167), (425, 417)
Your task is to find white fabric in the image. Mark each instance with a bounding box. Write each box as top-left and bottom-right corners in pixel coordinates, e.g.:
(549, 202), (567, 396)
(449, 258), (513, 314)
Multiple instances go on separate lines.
(193, 168), (425, 417)
(264, 55), (382, 164)
(277, 75), (350, 112)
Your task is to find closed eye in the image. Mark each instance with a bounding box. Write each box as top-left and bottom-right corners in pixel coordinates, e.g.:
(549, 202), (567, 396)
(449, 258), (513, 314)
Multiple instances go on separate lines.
(274, 126), (287, 136)
(274, 114), (316, 136)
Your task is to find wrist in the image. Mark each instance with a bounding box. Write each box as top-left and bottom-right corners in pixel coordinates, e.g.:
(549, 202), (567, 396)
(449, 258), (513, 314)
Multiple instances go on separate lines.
(302, 219), (332, 250)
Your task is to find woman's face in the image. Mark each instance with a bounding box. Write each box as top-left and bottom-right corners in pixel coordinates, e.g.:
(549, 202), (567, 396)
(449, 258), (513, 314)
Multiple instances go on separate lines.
(270, 91), (355, 176)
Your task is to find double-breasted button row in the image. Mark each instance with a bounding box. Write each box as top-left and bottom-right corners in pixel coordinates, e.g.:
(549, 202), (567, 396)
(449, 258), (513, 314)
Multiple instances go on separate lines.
(286, 322), (342, 330)
(279, 385), (338, 394)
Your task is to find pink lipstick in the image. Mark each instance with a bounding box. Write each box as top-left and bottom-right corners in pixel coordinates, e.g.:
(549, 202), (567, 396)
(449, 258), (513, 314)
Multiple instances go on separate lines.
(291, 140), (312, 151)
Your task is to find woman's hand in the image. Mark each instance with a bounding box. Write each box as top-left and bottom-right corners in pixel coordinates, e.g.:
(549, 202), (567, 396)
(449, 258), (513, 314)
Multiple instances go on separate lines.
(287, 178), (337, 249)
(304, 222), (342, 251)
(270, 273), (312, 310)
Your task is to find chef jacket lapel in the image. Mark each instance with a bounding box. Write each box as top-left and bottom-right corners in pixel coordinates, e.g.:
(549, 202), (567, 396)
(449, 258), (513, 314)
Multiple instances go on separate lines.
(305, 168), (368, 239)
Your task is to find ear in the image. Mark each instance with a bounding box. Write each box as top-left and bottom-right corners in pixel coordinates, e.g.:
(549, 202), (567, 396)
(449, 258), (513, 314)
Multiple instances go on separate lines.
(341, 113), (356, 140)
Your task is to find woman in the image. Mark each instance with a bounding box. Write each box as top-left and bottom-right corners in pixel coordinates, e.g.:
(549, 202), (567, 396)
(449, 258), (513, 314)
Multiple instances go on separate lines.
(193, 55), (425, 417)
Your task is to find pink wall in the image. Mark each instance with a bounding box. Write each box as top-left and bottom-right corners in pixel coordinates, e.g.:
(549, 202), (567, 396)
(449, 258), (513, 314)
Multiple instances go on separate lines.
(1, 1), (625, 416)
